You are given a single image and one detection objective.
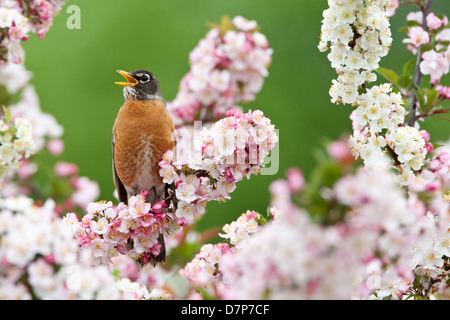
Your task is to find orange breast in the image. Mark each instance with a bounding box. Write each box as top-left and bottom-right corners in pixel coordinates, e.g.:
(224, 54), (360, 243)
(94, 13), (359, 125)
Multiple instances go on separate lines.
(113, 100), (175, 188)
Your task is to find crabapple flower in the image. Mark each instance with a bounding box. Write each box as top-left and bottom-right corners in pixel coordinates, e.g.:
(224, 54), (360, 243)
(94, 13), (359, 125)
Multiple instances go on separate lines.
(403, 26), (430, 49)
(386, 0), (399, 18)
(219, 210), (262, 247)
(419, 50), (450, 84)
(179, 243), (231, 287)
(426, 12), (448, 30)
(0, 113), (36, 184)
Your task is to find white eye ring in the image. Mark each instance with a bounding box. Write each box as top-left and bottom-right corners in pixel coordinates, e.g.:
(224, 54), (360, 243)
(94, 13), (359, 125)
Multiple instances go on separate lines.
(140, 74), (150, 83)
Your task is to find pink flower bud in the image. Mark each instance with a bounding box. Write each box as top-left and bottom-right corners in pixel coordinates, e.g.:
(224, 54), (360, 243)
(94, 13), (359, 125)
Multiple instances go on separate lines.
(225, 168), (235, 184)
(177, 217), (189, 227)
(426, 182), (437, 192)
(327, 140), (353, 164)
(286, 167), (305, 193)
(426, 13), (444, 30)
(419, 130), (430, 142)
(152, 201), (168, 214)
(47, 139), (65, 156)
(429, 159), (442, 171)
(225, 109), (235, 117)
(425, 142), (434, 153)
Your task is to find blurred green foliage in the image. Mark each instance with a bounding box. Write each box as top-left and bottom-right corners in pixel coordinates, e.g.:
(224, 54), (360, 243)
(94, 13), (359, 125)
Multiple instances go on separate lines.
(22, 0), (449, 231)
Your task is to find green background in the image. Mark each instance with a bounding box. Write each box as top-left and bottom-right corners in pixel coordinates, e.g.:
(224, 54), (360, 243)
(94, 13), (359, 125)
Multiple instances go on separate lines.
(22, 0), (449, 231)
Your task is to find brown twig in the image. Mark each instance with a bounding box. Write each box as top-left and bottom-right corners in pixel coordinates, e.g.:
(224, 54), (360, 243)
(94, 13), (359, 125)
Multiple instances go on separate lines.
(407, 0), (433, 127)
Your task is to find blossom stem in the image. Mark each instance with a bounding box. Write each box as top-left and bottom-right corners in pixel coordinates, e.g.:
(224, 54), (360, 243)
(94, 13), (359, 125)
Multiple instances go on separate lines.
(385, 144), (403, 168)
(407, 0), (433, 127)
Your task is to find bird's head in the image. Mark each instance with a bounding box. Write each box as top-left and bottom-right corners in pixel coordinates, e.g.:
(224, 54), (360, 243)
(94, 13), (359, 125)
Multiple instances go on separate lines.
(115, 69), (163, 101)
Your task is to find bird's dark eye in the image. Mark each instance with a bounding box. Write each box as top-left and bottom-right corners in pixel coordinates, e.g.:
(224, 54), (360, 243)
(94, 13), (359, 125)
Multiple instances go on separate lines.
(140, 74), (150, 83)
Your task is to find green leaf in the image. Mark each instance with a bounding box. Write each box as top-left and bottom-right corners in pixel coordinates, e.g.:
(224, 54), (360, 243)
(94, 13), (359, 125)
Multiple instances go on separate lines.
(1, 105), (11, 123)
(255, 212), (268, 225)
(419, 43), (434, 52)
(413, 87), (425, 109)
(402, 59), (416, 77)
(377, 67), (399, 85)
(398, 26), (408, 33)
(407, 20), (422, 28)
(398, 75), (411, 89)
(424, 88), (439, 106)
(111, 269), (120, 281)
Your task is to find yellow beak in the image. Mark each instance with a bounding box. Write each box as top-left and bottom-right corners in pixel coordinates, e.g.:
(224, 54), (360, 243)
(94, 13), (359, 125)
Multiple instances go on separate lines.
(114, 70), (138, 86)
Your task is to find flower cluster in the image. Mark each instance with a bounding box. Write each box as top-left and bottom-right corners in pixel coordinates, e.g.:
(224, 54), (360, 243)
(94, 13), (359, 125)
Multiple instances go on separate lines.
(347, 84), (427, 183)
(159, 109), (278, 224)
(385, 126), (427, 183)
(0, 0), (66, 66)
(65, 193), (179, 266)
(318, 0), (392, 104)
(219, 210), (262, 247)
(0, 111), (36, 184)
(0, 195), (157, 300)
(179, 243), (230, 288)
(167, 16), (273, 126)
(216, 156), (447, 299)
(180, 210), (264, 290)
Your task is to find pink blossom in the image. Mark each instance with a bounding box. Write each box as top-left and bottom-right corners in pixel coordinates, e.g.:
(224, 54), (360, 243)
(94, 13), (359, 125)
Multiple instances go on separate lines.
(419, 50), (450, 84)
(426, 13), (446, 30)
(17, 159), (37, 179)
(404, 27), (429, 48)
(419, 130), (430, 142)
(8, 26), (25, 41)
(386, 0), (399, 18)
(54, 161), (78, 177)
(71, 177), (100, 209)
(46, 138), (64, 156)
(406, 11), (423, 24)
(327, 140), (353, 164)
(438, 151), (450, 165)
(436, 29), (450, 42)
(286, 167), (304, 193)
(436, 85), (450, 99)
(425, 143), (434, 153)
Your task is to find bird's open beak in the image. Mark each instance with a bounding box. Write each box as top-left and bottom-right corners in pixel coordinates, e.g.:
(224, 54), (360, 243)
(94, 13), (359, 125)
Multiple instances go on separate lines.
(114, 70), (138, 86)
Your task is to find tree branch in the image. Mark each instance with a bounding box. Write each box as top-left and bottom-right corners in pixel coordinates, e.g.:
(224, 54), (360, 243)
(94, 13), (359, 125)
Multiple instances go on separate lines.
(407, 0), (433, 127)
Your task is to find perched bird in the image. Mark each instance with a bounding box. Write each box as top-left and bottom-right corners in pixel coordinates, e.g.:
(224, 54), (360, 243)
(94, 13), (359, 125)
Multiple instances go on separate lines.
(113, 69), (175, 266)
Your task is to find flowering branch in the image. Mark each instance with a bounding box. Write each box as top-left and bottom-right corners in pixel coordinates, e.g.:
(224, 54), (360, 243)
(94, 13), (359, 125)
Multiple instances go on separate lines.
(407, 0), (434, 126)
(167, 16), (273, 127)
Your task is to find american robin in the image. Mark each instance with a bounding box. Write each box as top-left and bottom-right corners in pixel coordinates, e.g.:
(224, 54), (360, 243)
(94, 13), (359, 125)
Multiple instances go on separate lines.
(113, 69), (175, 266)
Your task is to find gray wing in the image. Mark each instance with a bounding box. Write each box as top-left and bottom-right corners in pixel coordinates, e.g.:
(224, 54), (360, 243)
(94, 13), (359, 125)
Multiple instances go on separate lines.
(112, 131), (128, 205)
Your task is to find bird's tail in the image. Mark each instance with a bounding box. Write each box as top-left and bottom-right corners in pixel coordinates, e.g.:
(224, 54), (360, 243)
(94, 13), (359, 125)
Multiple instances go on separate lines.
(137, 185), (167, 267)
(149, 233), (166, 266)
